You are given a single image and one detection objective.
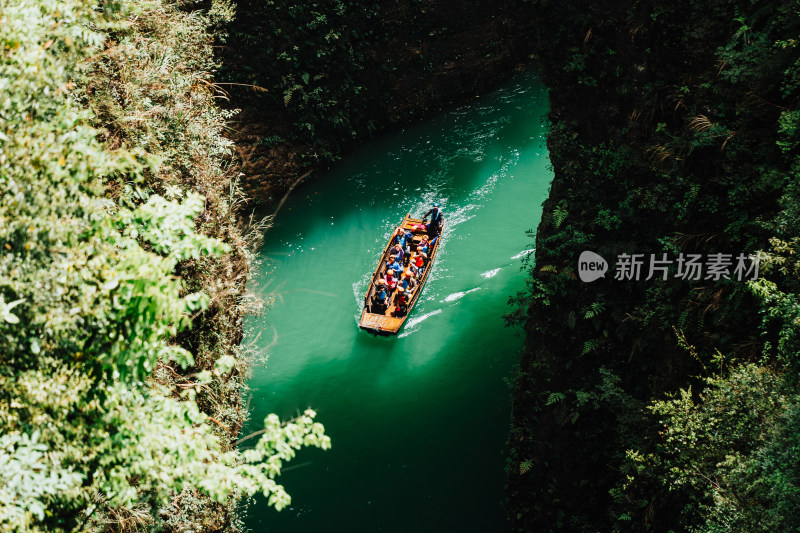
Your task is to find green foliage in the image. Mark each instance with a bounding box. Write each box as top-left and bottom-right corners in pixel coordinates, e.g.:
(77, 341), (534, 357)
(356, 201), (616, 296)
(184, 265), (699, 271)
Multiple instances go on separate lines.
(777, 110), (800, 153)
(595, 208), (621, 231)
(552, 202), (569, 228)
(580, 339), (600, 355)
(237, 410), (331, 510)
(0, 0), (329, 530)
(617, 365), (800, 533)
(0, 431), (84, 528)
(582, 301), (605, 319)
(546, 392), (566, 405)
(222, 0), (378, 145)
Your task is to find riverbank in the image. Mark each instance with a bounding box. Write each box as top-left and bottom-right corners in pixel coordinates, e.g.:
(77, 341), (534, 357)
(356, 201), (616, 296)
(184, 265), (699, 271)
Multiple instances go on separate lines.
(507, 1), (800, 531)
(86, 2), (256, 528)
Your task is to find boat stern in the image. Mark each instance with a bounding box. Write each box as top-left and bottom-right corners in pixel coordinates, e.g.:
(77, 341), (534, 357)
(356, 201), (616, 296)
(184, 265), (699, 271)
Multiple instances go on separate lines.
(359, 309), (403, 335)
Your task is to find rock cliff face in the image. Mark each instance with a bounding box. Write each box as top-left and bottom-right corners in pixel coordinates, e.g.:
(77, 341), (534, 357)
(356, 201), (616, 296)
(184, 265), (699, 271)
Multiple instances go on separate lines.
(506, 1), (800, 531)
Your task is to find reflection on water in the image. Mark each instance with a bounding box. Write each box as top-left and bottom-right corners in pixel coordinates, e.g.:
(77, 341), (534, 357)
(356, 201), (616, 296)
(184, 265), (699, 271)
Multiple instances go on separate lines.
(244, 70), (552, 532)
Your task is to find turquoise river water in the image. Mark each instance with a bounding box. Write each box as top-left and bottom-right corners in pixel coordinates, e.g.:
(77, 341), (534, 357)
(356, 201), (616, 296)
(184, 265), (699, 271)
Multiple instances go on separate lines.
(243, 71), (552, 532)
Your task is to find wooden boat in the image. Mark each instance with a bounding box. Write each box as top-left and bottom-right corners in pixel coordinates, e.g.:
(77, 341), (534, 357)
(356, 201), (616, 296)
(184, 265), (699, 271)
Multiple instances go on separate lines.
(359, 212), (444, 335)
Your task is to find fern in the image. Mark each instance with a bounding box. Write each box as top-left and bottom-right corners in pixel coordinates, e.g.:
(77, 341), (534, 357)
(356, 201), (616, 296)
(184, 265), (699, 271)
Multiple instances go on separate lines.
(687, 183), (700, 202)
(553, 203), (569, 228)
(677, 309), (689, 330)
(283, 83), (304, 106)
(581, 339), (600, 355)
(519, 459), (534, 475)
(583, 301), (606, 319)
(546, 391), (566, 405)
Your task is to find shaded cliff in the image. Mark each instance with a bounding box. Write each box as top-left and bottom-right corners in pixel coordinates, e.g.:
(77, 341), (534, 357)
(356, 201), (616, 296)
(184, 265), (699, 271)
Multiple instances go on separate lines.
(507, 1), (800, 531)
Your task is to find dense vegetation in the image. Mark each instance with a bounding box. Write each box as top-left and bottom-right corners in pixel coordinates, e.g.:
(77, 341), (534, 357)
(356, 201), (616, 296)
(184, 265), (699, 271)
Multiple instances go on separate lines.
(0, 1), (329, 531)
(217, 0), (537, 199)
(507, 0), (800, 531)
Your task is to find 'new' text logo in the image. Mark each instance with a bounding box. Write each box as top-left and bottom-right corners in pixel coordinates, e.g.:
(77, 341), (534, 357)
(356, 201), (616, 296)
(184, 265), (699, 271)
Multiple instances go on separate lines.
(578, 251), (608, 282)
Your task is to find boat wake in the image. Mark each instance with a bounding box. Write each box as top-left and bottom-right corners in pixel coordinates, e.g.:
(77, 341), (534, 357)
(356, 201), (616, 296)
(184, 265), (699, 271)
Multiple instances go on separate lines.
(352, 274), (373, 318)
(511, 248), (535, 260)
(481, 268), (501, 279)
(398, 308), (444, 338)
(406, 308), (443, 328)
(443, 287), (481, 302)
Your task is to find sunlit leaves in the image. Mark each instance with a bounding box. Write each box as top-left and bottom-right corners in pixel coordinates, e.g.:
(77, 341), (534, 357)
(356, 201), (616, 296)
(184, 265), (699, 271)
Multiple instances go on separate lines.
(0, 298), (24, 324)
(0, 431), (84, 530)
(0, 0), (329, 529)
(237, 409), (332, 511)
(618, 365), (799, 532)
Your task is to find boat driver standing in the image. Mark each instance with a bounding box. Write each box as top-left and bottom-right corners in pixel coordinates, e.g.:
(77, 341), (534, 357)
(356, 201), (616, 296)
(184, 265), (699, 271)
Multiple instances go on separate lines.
(422, 202), (443, 238)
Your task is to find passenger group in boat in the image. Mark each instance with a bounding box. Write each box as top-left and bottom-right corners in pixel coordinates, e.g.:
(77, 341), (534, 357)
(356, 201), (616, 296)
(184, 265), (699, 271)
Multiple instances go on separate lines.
(370, 202), (443, 318)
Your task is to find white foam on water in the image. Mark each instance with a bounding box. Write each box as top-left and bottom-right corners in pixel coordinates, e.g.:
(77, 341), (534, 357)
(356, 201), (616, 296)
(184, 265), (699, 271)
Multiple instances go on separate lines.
(352, 274), (373, 317)
(481, 268), (501, 279)
(468, 149), (519, 202)
(398, 308), (444, 337)
(406, 308), (443, 328)
(511, 248), (535, 260)
(443, 287), (481, 302)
